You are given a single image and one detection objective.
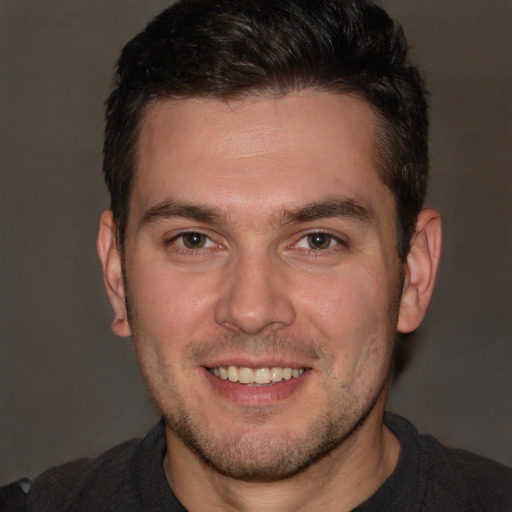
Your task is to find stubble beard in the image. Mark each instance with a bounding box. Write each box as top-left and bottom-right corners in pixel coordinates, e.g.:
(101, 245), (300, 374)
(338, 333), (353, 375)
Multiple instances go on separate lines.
(162, 379), (381, 482)
(133, 329), (392, 483)
(124, 273), (402, 483)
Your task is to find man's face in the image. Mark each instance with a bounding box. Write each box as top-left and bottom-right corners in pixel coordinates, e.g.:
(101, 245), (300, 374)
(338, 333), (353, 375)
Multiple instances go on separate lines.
(121, 91), (404, 480)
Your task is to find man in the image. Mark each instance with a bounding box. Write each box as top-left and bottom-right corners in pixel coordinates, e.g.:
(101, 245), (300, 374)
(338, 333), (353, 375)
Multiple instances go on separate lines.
(2, 0), (511, 510)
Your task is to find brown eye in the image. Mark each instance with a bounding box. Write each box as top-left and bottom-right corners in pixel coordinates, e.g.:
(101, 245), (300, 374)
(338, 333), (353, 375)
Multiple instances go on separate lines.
(182, 232), (208, 249)
(307, 233), (333, 249)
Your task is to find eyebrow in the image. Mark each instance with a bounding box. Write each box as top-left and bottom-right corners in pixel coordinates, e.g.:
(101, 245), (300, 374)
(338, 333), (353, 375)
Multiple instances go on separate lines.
(142, 199), (225, 225)
(281, 198), (374, 226)
(141, 197), (374, 227)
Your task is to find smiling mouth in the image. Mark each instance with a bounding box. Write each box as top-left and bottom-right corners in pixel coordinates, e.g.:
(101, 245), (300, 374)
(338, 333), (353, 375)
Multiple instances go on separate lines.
(208, 366), (306, 385)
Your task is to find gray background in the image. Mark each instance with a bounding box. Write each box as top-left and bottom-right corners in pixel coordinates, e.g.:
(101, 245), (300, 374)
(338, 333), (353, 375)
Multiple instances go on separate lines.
(1, 0), (511, 483)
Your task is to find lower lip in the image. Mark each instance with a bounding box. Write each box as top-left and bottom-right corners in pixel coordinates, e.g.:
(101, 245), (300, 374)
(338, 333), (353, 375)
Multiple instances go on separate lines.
(201, 368), (310, 405)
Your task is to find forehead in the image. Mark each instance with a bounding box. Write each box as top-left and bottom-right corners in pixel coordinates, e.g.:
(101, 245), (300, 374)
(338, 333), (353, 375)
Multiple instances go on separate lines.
(131, 91), (391, 224)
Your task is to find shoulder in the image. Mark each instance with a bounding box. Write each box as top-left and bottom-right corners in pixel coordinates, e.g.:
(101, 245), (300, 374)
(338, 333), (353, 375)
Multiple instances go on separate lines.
(26, 436), (142, 511)
(8, 422), (169, 512)
(0, 440), (139, 512)
(385, 413), (512, 511)
(420, 431), (512, 509)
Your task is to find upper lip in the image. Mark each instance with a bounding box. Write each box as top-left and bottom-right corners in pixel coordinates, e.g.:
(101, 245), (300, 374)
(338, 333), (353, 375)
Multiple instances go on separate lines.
(202, 356), (313, 370)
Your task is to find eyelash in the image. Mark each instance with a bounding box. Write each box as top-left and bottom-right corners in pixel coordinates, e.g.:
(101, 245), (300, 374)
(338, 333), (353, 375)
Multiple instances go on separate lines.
(165, 230), (220, 254)
(292, 231), (347, 253)
(164, 229), (347, 256)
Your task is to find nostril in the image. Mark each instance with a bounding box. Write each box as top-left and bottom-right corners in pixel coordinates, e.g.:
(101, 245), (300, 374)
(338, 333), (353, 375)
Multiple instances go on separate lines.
(217, 318), (294, 336)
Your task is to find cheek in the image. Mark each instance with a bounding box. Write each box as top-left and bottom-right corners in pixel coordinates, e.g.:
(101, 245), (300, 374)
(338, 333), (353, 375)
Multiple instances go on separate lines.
(297, 268), (391, 337)
(127, 259), (220, 341)
(296, 266), (397, 381)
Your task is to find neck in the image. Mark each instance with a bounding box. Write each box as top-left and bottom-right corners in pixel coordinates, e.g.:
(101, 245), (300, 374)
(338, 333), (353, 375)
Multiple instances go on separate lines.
(163, 408), (400, 512)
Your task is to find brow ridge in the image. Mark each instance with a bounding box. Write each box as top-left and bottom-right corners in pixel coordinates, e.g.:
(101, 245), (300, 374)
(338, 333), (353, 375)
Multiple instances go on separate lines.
(281, 198), (374, 226)
(142, 199), (225, 225)
(141, 197), (374, 228)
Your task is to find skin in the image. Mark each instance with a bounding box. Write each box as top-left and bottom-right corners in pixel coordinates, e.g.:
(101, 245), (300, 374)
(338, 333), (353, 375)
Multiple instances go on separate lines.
(98, 91), (442, 511)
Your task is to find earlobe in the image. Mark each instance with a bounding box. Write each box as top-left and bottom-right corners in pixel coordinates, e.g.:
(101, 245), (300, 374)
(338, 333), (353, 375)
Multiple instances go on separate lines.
(397, 209), (442, 333)
(97, 210), (132, 338)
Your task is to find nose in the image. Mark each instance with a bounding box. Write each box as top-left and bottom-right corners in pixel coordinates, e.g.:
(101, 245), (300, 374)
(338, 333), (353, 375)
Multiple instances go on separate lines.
(214, 251), (296, 335)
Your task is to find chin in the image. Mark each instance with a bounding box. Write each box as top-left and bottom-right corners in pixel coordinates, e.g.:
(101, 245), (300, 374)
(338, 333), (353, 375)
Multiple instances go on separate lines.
(162, 394), (378, 482)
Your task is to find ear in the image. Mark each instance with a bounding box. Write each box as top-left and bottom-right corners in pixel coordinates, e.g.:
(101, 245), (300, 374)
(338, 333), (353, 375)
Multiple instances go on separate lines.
(97, 210), (132, 338)
(397, 209), (442, 333)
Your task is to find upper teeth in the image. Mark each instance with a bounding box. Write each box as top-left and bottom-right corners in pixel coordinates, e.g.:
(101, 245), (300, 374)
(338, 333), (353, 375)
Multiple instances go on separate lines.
(210, 366), (305, 384)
